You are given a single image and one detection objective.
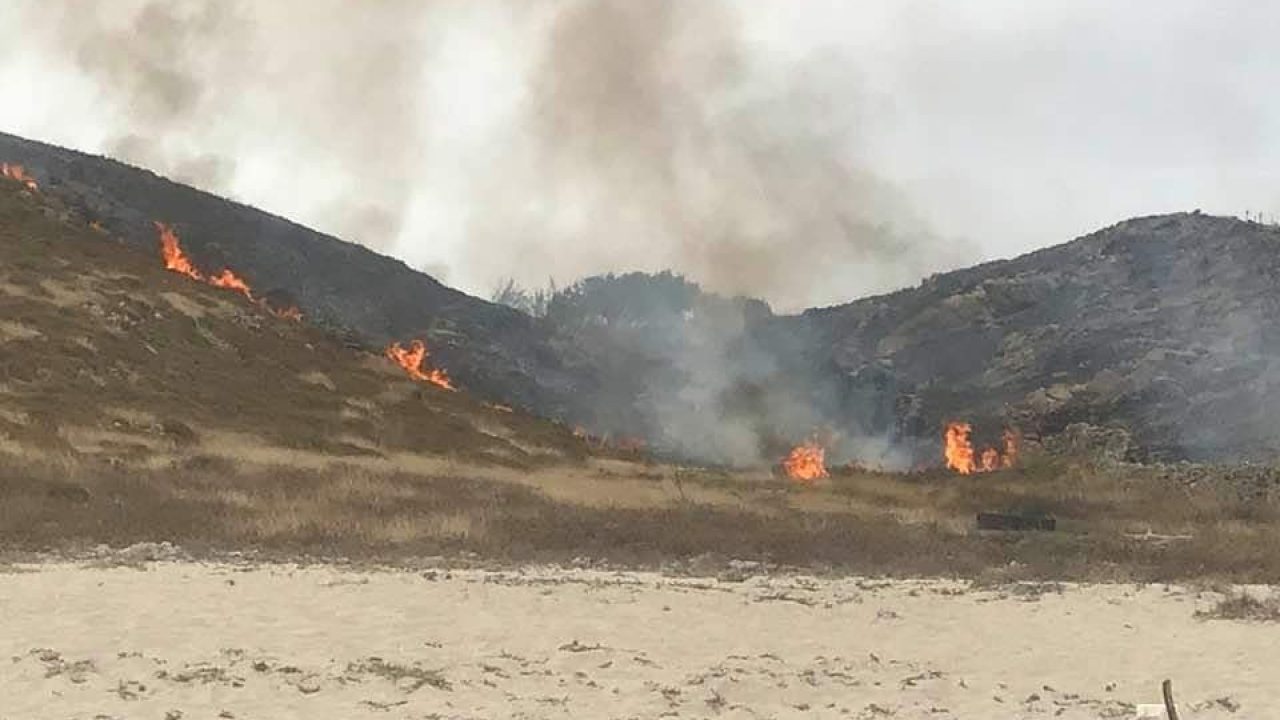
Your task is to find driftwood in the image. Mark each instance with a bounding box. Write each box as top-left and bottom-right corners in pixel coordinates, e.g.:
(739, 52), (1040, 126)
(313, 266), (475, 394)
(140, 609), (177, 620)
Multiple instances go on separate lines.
(1163, 678), (1179, 720)
(975, 511), (1056, 532)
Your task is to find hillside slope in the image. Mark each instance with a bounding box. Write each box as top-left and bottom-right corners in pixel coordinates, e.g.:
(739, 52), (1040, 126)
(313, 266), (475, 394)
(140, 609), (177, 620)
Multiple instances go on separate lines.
(802, 212), (1280, 462)
(0, 179), (585, 472)
(6, 173), (1280, 580)
(505, 212), (1280, 465)
(0, 131), (593, 420)
(6, 131), (1280, 464)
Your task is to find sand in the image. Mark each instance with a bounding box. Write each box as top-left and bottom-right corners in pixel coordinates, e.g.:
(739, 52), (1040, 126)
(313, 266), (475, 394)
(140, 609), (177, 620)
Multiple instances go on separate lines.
(0, 558), (1275, 719)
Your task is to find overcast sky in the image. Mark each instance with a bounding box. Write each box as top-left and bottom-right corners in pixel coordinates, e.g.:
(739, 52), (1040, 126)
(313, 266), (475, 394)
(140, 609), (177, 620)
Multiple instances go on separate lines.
(2, 1), (1275, 311)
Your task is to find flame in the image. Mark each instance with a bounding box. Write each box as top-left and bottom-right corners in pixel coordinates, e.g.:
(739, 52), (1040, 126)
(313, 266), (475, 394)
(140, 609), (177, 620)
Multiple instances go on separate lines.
(944, 421), (1020, 474)
(155, 221), (301, 321)
(944, 422), (977, 474)
(208, 268), (253, 298)
(1, 163), (38, 192)
(783, 441), (828, 483)
(385, 339), (455, 391)
(157, 221), (208, 282)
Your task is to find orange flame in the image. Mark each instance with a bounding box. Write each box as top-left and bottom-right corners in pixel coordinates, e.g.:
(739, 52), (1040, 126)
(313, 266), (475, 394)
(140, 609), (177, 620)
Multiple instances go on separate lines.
(945, 421), (1020, 474)
(155, 221), (301, 321)
(944, 422), (977, 474)
(1, 163), (38, 192)
(783, 441), (828, 483)
(385, 339), (455, 391)
(208, 268), (253, 297)
(157, 221), (205, 281)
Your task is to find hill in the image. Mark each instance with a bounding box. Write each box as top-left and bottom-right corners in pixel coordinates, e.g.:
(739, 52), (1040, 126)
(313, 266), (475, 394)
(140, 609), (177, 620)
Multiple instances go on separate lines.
(7, 130), (1280, 468)
(0, 131), (592, 422)
(6, 144), (1280, 582)
(801, 212), (1280, 462)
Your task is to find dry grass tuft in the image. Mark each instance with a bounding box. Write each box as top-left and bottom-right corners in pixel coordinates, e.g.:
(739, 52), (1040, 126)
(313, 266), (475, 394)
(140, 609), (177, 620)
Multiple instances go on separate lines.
(1195, 592), (1280, 622)
(345, 657), (451, 691)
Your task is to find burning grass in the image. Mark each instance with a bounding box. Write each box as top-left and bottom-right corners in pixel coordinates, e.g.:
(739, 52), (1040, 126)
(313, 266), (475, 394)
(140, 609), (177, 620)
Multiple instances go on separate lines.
(384, 339), (454, 391)
(781, 440), (828, 483)
(155, 221), (301, 320)
(1, 162), (38, 192)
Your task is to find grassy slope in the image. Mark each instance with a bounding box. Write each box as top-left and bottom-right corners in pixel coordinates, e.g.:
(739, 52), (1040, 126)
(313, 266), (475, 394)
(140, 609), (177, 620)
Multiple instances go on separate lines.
(2, 179), (1279, 582)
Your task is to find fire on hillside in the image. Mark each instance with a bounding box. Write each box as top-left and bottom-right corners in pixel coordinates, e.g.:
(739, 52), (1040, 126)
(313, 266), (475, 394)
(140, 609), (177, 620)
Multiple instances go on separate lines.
(944, 421), (1019, 474)
(385, 339), (455, 391)
(782, 441), (829, 484)
(1, 163), (39, 192)
(155, 222), (302, 321)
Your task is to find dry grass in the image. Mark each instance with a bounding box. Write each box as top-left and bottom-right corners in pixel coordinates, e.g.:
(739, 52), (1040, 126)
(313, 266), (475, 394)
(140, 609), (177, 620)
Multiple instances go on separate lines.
(0, 183), (590, 470)
(3, 448), (1280, 583)
(1195, 592), (1280, 622)
(344, 658), (451, 691)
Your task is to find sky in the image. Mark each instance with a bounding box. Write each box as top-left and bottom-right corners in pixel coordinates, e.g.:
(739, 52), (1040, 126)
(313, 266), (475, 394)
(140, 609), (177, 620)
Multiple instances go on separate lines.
(1, 1), (1276, 311)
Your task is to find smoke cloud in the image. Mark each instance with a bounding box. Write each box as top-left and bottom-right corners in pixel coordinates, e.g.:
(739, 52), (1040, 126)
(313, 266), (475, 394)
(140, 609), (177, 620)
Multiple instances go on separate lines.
(1, 0), (964, 311)
(10, 0), (433, 252)
(468, 0), (956, 310)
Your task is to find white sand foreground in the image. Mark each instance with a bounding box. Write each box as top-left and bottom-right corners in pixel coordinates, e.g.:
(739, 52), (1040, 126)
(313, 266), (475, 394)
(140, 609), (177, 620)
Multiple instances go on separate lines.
(0, 558), (1276, 719)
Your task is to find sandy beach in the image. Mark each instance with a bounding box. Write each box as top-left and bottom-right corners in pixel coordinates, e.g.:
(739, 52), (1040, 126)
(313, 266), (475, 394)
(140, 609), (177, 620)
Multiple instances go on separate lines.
(0, 557), (1274, 719)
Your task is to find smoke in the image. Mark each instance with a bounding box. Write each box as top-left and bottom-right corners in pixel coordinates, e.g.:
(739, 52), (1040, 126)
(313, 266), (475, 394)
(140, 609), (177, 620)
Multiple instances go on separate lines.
(4, 0), (960, 310)
(12, 0), (433, 250)
(469, 0), (960, 310)
(536, 271), (917, 468)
